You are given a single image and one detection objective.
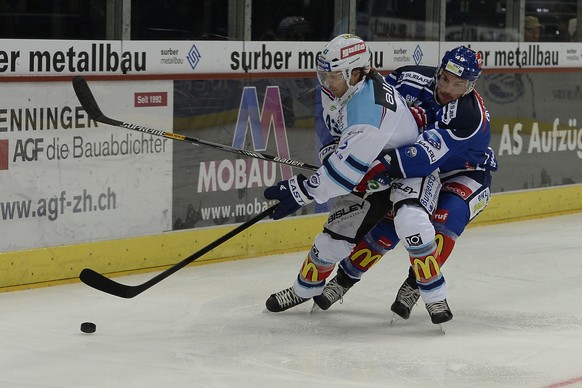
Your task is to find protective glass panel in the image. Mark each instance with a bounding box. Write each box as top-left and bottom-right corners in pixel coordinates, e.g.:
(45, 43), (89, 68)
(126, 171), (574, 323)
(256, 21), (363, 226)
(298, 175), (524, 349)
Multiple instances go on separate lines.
(0, 0), (106, 39)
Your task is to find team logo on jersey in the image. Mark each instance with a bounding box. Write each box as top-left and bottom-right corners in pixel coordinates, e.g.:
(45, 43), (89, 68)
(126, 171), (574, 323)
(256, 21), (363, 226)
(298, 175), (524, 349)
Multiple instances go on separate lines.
(405, 146), (417, 157)
(308, 173), (321, 188)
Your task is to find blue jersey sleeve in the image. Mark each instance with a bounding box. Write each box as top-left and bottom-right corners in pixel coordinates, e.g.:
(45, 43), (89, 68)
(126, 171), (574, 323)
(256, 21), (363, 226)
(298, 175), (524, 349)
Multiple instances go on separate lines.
(388, 91), (492, 177)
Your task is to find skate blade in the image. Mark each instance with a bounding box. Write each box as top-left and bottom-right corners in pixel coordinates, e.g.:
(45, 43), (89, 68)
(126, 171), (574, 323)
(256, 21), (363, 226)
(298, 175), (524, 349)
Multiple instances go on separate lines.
(389, 313), (401, 326)
(310, 303), (321, 313)
(438, 323), (446, 335)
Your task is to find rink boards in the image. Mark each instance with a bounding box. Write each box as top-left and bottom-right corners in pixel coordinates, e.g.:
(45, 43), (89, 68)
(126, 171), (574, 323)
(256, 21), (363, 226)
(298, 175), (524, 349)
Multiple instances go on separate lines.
(2, 184), (581, 291)
(3, 39), (582, 291)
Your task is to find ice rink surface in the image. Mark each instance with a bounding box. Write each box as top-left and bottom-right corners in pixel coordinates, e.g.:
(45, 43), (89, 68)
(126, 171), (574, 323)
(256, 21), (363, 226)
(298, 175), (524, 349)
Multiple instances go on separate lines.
(1, 213), (582, 388)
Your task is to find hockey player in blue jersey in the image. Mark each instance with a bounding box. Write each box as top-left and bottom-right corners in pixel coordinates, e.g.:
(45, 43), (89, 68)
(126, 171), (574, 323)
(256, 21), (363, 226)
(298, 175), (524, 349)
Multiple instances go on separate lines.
(263, 34), (441, 314)
(313, 46), (498, 325)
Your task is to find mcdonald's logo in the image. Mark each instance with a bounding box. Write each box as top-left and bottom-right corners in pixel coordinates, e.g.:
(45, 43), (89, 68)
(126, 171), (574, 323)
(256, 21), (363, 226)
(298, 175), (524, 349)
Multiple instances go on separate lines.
(412, 255), (441, 282)
(350, 248), (382, 270)
(435, 233), (445, 256)
(300, 256), (319, 282)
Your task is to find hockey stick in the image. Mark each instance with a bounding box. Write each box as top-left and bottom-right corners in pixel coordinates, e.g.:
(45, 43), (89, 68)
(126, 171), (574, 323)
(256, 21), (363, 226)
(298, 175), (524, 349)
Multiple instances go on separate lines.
(72, 76), (318, 172)
(79, 204), (278, 298)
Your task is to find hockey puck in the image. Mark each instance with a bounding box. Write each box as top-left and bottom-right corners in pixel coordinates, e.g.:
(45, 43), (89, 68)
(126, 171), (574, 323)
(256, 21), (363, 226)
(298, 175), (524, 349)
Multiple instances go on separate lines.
(80, 322), (96, 334)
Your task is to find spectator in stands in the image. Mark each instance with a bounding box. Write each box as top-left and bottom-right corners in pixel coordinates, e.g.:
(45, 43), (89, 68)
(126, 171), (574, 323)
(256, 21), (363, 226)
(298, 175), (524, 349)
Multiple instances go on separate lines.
(276, 16), (312, 41)
(524, 16), (543, 42)
(568, 18), (577, 42)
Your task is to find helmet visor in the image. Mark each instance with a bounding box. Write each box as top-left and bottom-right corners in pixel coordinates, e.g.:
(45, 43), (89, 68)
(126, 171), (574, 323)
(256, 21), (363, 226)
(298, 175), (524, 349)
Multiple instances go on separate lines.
(317, 70), (347, 89)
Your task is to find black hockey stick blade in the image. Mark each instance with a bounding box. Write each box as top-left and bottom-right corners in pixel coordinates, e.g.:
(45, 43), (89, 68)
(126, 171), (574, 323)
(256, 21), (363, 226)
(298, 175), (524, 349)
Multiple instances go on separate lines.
(79, 204), (278, 298)
(72, 76), (318, 172)
(72, 76), (121, 127)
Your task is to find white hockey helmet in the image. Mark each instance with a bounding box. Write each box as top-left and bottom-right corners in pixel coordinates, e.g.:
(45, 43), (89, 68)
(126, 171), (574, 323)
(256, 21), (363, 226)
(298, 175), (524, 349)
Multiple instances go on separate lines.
(316, 34), (371, 90)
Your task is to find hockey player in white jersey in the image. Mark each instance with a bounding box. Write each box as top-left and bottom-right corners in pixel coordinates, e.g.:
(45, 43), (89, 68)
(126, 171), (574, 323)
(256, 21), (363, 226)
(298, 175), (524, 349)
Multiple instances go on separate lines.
(263, 34), (441, 313)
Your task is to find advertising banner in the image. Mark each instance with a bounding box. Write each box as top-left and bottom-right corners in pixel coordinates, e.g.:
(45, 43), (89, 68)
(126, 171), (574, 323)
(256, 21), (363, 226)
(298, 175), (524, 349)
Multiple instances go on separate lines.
(2, 40), (582, 77)
(171, 70), (582, 230)
(2, 39), (582, 241)
(171, 77), (322, 230)
(0, 81), (173, 251)
(480, 72), (582, 191)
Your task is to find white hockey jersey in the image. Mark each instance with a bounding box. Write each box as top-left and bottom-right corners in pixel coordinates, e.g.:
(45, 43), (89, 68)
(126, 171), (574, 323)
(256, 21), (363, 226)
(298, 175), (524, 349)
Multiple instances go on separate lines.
(305, 72), (419, 204)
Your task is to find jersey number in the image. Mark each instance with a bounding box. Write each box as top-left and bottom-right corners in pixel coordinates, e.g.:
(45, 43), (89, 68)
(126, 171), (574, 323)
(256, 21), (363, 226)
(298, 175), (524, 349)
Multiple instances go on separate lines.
(325, 115), (341, 136)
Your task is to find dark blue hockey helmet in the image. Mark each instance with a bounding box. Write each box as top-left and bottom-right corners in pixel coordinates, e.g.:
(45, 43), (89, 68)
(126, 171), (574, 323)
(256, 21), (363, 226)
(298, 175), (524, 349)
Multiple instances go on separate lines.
(437, 46), (483, 95)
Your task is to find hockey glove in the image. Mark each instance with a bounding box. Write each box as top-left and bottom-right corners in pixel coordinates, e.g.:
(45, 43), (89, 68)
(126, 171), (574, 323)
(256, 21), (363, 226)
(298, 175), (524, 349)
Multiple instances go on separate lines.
(318, 138), (340, 164)
(355, 154), (393, 193)
(483, 146), (498, 171)
(264, 174), (314, 220)
(409, 106), (428, 131)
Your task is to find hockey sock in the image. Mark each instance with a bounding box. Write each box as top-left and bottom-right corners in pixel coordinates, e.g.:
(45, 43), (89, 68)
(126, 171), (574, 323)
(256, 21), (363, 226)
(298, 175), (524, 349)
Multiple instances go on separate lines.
(408, 240), (447, 303)
(294, 249), (335, 298)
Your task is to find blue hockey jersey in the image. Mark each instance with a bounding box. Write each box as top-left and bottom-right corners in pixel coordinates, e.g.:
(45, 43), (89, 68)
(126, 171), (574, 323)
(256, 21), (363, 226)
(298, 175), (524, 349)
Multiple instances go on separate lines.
(384, 65), (497, 178)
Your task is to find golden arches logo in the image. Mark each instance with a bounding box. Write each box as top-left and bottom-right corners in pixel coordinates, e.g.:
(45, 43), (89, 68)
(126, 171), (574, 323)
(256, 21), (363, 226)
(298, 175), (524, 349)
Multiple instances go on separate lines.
(300, 256), (319, 282)
(412, 255), (441, 281)
(435, 233), (445, 255)
(350, 248), (382, 269)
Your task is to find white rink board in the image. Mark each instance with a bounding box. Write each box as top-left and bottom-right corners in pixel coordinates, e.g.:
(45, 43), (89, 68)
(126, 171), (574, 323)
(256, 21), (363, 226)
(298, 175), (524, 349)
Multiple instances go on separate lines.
(0, 81), (173, 251)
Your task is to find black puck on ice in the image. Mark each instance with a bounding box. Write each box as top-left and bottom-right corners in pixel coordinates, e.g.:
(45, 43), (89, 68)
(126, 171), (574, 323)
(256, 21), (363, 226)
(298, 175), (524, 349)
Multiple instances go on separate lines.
(80, 322), (96, 334)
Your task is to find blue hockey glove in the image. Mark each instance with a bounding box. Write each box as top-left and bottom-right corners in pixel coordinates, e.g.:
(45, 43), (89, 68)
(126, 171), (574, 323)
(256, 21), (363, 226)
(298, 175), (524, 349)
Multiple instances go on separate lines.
(264, 174), (314, 220)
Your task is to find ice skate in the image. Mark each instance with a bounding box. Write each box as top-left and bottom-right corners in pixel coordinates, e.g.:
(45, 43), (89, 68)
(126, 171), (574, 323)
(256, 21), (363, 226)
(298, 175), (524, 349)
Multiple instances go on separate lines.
(389, 276), (420, 324)
(265, 286), (308, 312)
(312, 267), (358, 311)
(425, 299), (453, 334)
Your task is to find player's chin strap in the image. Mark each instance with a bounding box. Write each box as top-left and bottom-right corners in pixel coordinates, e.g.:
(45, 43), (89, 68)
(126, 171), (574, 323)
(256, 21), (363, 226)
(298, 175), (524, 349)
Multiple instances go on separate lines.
(463, 81), (476, 96)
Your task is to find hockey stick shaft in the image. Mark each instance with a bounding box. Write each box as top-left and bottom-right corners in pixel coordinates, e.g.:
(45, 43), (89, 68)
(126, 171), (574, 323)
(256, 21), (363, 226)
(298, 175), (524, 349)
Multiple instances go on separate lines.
(72, 76), (318, 172)
(79, 204), (278, 298)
